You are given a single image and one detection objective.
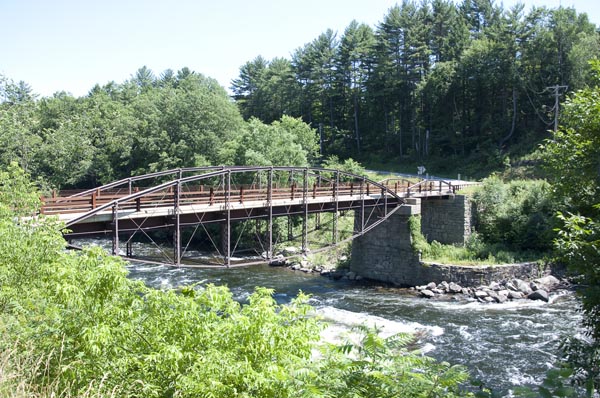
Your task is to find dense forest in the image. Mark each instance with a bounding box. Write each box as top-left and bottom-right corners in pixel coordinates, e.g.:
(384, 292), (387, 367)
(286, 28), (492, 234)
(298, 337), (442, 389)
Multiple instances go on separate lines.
(0, 69), (319, 190)
(1, 0), (599, 190)
(232, 0), (599, 173)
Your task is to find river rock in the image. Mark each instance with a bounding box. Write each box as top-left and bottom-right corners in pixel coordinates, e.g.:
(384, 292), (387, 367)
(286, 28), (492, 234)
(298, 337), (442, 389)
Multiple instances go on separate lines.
(426, 282), (437, 290)
(508, 290), (523, 300)
(513, 279), (533, 295)
(421, 289), (435, 298)
(496, 290), (509, 303)
(528, 289), (549, 302)
(505, 281), (518, 291)
(482, 296), (495, 303)
(282, 246), (299, 256)
(269, 254), (287, 266)
(474, 290), (488, 298)
(534, 275), (561, 291)
(461, 287), (471, 296)
(439, 281), (450, 292)
(487, 291), (501, 303)
(489, 281), (501, 291)
(448, 282), (463, 293)
(432, 288), (445, 295)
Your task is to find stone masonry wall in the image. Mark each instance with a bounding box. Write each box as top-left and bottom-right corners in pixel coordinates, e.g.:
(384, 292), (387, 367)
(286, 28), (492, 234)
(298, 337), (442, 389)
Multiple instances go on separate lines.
(350, 196), (547, 287)
(421, 195), (471, 245)
(350, 205), (421, 286)
(413, 261), (548, 287)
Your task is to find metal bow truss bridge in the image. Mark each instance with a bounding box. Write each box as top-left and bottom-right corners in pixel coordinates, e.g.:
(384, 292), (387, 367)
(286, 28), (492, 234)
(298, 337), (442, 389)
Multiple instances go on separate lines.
(41, 166), (464, 268)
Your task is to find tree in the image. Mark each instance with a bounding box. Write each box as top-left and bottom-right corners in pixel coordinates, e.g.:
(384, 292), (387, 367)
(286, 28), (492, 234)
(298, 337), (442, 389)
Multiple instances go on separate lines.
(292, 29), (339, 135)
(542, 60), (600, 393)
(337, 20), (376, 155)
(543, 60), (600, 215)
(220, 116), (318, 167)
(231, 55), (269, 120)
(0, 77), (40, 173)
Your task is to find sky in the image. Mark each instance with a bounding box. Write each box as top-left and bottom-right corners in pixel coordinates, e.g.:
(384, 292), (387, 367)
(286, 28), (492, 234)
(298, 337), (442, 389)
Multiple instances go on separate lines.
(1, 0), (599, 98)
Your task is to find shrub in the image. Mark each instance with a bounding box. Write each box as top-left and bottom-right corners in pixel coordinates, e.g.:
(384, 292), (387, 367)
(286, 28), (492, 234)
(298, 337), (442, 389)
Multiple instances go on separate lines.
(472, 176), (555, 253)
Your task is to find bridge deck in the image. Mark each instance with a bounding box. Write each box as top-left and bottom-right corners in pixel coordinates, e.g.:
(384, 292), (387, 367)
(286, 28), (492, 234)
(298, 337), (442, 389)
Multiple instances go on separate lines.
(39, 167), (477, 266)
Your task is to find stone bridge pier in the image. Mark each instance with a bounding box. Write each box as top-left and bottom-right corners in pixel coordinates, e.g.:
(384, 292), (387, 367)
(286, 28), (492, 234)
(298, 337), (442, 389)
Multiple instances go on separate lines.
(350, 195), (472, 286)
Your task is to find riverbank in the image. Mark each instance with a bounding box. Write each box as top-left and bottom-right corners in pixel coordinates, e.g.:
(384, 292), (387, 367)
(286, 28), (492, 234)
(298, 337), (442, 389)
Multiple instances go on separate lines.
(274, 248), (571, 305)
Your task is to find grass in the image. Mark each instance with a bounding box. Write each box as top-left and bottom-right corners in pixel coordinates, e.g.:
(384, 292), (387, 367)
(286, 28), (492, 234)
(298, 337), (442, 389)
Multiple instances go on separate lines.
(409, 215), (544, 266)
(0, 343), (122, 398)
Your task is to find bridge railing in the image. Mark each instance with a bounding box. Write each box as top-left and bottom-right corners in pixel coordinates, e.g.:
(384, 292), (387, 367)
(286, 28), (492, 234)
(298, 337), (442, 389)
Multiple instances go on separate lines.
(41, 181), (402, 215)
(39, 167), (408, 225)
(407, 179), (454, 196)
(42, 170), (482, 218)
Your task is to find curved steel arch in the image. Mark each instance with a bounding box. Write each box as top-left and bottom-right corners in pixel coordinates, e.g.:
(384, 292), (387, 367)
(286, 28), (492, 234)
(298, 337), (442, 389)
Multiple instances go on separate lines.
(63, 166), (407, 268)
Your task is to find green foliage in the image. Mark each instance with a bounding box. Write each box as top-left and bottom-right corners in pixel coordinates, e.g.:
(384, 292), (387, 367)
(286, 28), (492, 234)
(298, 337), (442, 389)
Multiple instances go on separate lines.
(472, 176), (556, 253)
(409, 215), (538, 265)
(321, 155), (365, 176)
(233, 1), (599, 169)
(219, 116), (319, 167)
(409, 215), (429, 254)
(1, 68), (245, 188)
(542, 59), (600, 217)
(305, 325), (471, 398)
(540, 60), (600, 396)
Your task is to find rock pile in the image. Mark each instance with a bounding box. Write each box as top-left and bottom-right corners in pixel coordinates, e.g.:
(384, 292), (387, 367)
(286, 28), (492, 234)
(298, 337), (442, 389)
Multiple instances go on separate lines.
(268, 247), (337, 276)
(415, 275), (563, 303)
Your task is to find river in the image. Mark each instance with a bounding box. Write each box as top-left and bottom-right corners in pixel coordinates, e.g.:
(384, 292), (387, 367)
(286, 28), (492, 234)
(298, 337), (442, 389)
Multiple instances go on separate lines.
(77, 239), (582, 396)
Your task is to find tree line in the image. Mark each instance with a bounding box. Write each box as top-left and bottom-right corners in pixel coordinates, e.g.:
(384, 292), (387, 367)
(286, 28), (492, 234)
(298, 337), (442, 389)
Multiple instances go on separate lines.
(232, 0), (599, 172)
(0, 68), (319, 190)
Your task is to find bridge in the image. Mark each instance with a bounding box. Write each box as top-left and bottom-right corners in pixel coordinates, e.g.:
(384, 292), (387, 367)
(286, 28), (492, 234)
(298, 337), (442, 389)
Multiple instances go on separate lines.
(41, 166), (471, 268)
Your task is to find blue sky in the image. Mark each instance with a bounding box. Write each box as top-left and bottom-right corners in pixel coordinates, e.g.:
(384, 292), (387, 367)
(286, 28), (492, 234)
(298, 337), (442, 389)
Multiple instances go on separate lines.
(1, 0), (599, 98)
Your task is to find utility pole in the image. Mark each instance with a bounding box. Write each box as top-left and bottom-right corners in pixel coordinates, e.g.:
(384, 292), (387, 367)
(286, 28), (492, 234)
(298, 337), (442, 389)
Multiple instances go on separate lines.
(547, 84), (568, 134)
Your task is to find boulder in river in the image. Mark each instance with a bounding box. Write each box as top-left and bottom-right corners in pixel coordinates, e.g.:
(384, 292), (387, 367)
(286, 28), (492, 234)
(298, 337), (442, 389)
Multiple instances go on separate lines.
(448, 282), (463, 293)
(487, 291), (501, 303)
(513, 279), (533, 295)
(421, 289), (435, 298)
(269, 254), (287, 267)
(508, 290), (523, 300)
(528, 289), (549, 302)
(533, 275), (560, 291)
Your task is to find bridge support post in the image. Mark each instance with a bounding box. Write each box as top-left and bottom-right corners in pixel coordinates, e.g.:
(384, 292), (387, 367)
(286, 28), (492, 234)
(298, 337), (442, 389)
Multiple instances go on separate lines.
(111, 203), (119, 256)
(126, 240), (133, 257)
(224, 171), (231, 267)
(302, 168), (308, 254)
(360, 176), (366, 234)
(350, 202), (421, 286)
(333, 171), (339, 244)
(173, 182), (181, 266)
(267, 167), (273, 260)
